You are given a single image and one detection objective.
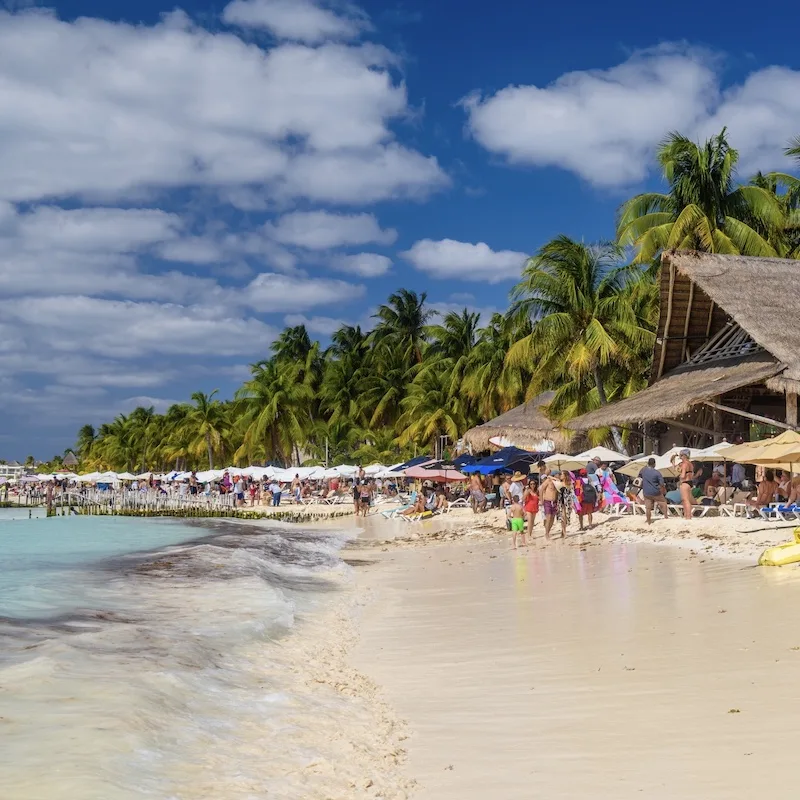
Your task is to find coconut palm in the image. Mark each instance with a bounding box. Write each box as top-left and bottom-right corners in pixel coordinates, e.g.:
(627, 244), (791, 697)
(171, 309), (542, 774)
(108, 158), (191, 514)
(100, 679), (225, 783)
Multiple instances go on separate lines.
(184, 391), (227, 469)
(235, 360), (313, 466)
(618, 129), (784, 262)
(272, 324), (313, 363)
(462, 313), (529, 420)
(397, 369), (467, 451)
(423, 308), (481, 399)
(75, 425), (96, 460)
(371, 289), (432, 365)
(507, 236), (657, 454)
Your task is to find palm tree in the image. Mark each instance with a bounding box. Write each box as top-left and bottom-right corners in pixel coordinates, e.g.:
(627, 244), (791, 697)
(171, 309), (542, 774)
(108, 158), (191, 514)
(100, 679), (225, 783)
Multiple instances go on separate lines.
(75, 425), (96, 460)
(618, 129), (784, 262)
(462, 313), (529, 420)
(358, 346), (413, 430)
(235, 360), (313, 466)
(371, 289), (432, 365)
(424, 308), (481, 399)
(272, 325), (313, 363)
(185, 391), (226, 469)
(396, 369), (466, 452)
(507, 236), (657, 453)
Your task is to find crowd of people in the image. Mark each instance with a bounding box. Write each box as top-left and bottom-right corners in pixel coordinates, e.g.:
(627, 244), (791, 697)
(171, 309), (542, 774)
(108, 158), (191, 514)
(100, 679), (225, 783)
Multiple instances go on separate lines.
(467, 457), (624, 548)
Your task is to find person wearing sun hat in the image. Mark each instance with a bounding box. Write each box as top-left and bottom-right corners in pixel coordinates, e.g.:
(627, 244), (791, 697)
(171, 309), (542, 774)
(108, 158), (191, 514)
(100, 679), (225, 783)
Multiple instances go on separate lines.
(509, 471), (526, 501)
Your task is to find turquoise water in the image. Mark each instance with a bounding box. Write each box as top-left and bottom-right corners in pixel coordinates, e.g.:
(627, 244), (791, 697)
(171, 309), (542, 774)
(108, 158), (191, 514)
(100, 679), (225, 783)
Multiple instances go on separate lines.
(0, 515), (208, 618)
(0, 514), (359, 799)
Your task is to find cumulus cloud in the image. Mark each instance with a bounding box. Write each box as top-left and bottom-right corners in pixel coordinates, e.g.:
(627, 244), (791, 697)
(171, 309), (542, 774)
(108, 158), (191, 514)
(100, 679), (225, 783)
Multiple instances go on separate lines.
(223, 0), (369, 43)
(245, 272), (364, 312)
(464, 44), (800, 186)
(330, 252), (392, 277)
(0, 296), (279, 358)
(0, 9), (446, 205)
(464, 45), (717, 186)
(401, 239), (528, 282)
(284, 313), (347, 336)
(266, 210), (396, 249)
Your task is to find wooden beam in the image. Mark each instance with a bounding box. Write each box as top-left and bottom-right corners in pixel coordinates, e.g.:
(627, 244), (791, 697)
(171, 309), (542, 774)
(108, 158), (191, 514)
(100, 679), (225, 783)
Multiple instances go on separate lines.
(657, 264), (675, 379)
(682, 281), (695, 362)
(705, 300), (715, 338)
(787, 393), (798, 428)
(659, 418), (718, 437)
(702, 400), (796, 431)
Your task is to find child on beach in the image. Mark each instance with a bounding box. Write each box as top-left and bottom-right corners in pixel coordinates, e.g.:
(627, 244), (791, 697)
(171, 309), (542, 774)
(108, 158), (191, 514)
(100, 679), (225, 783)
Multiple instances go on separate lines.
(508, 494), (526, 548)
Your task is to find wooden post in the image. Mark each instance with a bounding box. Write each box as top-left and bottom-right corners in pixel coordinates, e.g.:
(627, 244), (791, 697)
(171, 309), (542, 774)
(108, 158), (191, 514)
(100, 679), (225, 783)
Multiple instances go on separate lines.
(713, 401), (723, 444)
(787, 392), (798, 429)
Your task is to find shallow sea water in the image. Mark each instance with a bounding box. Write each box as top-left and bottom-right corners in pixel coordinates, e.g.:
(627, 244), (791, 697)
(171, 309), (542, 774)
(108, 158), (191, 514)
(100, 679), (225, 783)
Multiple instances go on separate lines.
(0, 514), (404, 799)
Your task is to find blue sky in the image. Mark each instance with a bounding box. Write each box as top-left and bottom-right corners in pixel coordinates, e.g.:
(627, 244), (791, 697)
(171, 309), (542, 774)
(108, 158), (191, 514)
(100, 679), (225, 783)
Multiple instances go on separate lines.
(3, 0), (800, 459)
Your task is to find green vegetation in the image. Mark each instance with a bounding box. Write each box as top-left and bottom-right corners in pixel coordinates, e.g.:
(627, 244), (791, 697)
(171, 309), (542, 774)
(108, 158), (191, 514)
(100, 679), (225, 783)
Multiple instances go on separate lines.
(66, 129), (800, 471)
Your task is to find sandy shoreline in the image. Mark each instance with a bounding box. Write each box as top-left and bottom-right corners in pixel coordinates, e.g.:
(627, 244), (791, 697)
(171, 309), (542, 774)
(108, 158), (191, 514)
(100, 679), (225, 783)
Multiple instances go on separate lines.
(346, 512), (800, 798)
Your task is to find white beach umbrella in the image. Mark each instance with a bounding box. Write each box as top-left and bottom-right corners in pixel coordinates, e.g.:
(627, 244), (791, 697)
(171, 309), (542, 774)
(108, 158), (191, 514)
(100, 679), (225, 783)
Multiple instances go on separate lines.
(576, 446), (630, 463)
(134, 471), (152, 479)
(117, 472), (136, 480)
(541, 453), (585, 471)
(617, 446), (704, 478)
(363, 463), (385, 476)
(692, 441), (733, 461)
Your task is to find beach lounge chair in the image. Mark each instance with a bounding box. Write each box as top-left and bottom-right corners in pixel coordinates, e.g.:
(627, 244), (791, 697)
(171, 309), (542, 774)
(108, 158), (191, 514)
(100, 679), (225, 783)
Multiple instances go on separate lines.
(448, 497), (469, 508)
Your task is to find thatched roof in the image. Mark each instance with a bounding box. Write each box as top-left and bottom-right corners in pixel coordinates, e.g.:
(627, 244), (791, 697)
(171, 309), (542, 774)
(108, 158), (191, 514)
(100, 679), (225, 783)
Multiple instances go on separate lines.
(463, 391), (576, 452)
(657, 251), (800, 387)
(567, 353), (782, 431)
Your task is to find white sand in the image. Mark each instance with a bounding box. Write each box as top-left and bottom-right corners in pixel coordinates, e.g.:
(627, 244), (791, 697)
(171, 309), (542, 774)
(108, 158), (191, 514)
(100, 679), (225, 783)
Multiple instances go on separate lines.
(351, 520), (800, 798)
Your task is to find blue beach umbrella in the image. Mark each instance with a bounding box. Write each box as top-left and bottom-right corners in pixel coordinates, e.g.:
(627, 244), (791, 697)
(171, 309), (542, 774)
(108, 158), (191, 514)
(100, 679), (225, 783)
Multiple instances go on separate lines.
(469, 446), (539, 475)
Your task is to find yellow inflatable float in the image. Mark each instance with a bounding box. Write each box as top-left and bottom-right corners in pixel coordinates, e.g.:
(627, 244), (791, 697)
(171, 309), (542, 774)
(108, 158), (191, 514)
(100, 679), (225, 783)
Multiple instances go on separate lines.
(759, 527), (800, 566)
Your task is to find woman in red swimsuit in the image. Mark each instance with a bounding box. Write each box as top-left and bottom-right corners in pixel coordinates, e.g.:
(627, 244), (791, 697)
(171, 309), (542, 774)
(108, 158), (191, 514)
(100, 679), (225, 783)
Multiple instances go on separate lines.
(523, 479), (539, 541)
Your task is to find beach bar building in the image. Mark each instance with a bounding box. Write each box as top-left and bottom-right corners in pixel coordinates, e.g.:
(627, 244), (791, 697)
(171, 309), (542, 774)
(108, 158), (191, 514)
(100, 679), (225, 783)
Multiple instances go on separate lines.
(462, 391), (577, 454)
(566, 251), (800, 450)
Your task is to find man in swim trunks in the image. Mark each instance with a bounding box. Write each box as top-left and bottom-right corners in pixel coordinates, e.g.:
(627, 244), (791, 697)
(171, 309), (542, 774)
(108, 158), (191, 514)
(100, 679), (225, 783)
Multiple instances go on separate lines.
(508, 494), (526, 548)
(539, 472), (558, 540)
(470, 472), (487, 513)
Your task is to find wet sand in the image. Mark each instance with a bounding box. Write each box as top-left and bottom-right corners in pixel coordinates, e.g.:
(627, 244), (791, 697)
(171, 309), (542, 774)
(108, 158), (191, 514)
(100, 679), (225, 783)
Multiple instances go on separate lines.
(352, 536), (800, 799)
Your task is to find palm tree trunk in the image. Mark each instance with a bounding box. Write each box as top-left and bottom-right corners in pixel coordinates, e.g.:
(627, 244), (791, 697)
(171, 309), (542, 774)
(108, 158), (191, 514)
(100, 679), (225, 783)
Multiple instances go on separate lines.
(593, 367), (628, 456)
(206, 433), (213, 469)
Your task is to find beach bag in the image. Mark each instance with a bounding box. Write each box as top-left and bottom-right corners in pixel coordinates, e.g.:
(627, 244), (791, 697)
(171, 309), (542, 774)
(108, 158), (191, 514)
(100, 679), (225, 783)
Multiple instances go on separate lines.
(582, 481), (597, 505)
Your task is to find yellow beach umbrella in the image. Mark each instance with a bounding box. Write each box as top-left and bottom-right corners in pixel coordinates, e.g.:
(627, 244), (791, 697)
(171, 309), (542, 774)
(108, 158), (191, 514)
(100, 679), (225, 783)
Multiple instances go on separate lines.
(724, 430), (800, 464)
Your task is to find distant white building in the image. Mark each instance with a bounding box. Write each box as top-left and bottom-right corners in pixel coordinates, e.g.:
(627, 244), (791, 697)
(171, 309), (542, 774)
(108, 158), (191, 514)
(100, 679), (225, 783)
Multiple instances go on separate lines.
(0, 461), (26, 479)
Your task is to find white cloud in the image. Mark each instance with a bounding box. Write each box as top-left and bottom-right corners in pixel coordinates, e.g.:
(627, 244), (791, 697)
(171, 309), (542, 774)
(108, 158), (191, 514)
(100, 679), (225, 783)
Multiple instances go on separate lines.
(428, 301), (501, 327)
(0, 295), (278, 358)
(279, 143), (448, 203)
(465, 45), (800, 186)
(222, 0), (368, 44)
(330, 252), (392, 277)
(266, 210), (396, 249)
(0, 9), (445, 205)
(401, 239), (528, 282)
(700, 66), (800, 175)
(284, 313), (346, 336)
(245, 272), (364, 312)
(464, 45), (717, 186)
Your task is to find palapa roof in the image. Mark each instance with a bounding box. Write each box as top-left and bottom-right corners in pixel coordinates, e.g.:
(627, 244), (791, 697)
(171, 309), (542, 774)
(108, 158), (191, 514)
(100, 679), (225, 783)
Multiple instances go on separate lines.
(654, 250), (800, 385)
(63, 452), (79, 466)
(463, 391), (576, 452)
(567, 353), (782, 430)
(568, 250), (800, 431)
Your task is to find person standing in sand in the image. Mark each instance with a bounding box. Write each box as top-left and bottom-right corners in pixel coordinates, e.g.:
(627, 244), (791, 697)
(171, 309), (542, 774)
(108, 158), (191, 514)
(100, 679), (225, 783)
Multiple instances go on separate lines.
(556, 471), (575, 538)
(523, 479), (539, 540)
(672, 450), (695, 519)
(639, 457), (668, 524)
(539, 472), (558, 539)
(508, 494), (526, 548)
(576, 469), (597, 530)
(470, 472), (487, 513)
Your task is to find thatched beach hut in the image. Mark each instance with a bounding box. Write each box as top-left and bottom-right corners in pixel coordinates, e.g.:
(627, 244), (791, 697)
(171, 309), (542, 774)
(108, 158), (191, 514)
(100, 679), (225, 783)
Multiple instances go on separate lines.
(567, 250), (800, 447)
(462, 392), (577, 453)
